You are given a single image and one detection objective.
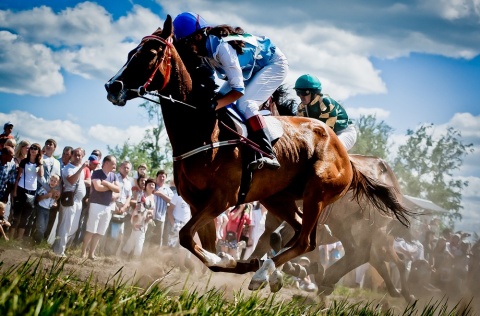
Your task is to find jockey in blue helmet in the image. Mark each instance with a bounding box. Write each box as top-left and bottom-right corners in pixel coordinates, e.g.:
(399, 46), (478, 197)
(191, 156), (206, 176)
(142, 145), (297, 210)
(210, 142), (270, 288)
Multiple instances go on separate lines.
(173, 12), (289, 170)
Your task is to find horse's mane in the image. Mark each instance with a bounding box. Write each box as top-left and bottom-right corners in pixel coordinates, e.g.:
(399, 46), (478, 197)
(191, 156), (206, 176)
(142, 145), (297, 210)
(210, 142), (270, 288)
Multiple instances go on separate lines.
(264, 85), (298, 116)
(153, 28), (218, 109)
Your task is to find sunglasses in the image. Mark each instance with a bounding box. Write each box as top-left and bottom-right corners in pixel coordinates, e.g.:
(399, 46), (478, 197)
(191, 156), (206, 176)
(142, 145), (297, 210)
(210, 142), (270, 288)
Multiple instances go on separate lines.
(295, 89), (311, 97)
(29, 146), (39, 151)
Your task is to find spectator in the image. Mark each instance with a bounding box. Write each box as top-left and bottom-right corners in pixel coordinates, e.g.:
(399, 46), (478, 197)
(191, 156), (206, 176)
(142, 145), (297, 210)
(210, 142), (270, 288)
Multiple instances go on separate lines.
(224, 204), (252, 260)
(42, 141), (63, 241)
(11, 143), (43, 240)
(90, 150), (102, 170)
(104, 161), (132, 256)
(147, 170), (173, 249)
(166, 187), (192, 269)
(0, 146), (16, 204)
(130, 175), (146, 211)
(423, 230), (437, 267)
(69, 153), (92, 248)
(242, 202), (267, 260)
(166, 187), (191, 248)
(0, 122), (14, 142)
(0, 201), (10, 240)
(53, 148), (88, 257)
(131, 163), (148, 191)
(215, 210), (228, 253)
(58, 146), (73, 170)
(122, 178), (155, 258)
(34, 174), (60, 244)
(13, 140), (29, 167)
(81, 155), (119, 260)
(4, 138), (16, 151)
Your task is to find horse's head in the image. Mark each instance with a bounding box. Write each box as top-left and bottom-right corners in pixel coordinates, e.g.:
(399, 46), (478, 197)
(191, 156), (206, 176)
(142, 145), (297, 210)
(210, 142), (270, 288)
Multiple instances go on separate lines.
(105, 15), (175, 106)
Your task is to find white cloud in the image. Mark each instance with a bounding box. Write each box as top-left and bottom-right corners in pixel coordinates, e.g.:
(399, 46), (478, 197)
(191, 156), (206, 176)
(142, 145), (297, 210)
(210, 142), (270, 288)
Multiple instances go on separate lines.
(1, 110), (86, 145)
(345, 107), (390, 120)
(88, 124), (150, 146)
(0, 31), (64, 96)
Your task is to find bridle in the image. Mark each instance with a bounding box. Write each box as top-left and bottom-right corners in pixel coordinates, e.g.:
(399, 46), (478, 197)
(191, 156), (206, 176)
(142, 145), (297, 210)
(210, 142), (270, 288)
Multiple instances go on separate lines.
(138, 35), (173, 93)
(125, 34), (197, 109)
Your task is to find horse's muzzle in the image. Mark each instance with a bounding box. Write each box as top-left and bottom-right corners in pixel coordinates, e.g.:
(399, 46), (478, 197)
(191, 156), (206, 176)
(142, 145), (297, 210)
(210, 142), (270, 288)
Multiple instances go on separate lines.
(105, 80), (126, 106)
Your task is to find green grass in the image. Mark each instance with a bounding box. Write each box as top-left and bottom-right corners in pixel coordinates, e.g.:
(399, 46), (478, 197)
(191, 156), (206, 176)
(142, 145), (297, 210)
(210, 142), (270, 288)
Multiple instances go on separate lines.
(0, 257), (475, 315)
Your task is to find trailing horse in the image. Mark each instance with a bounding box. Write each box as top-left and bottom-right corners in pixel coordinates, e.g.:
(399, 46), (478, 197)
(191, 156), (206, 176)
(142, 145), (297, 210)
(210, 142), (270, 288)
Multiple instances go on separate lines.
(250, 155), (415, 302)
(105, 15), (412, 291)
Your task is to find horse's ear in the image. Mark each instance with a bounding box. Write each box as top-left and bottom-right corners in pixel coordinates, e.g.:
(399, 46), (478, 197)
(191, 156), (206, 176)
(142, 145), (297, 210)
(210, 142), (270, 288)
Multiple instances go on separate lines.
(162, 15), (173, 38)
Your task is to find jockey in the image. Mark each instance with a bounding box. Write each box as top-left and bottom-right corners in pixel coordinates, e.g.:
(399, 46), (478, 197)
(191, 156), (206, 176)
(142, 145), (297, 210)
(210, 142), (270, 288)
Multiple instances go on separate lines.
(294, 74), (357, 151)
(173, 12), (289, 170)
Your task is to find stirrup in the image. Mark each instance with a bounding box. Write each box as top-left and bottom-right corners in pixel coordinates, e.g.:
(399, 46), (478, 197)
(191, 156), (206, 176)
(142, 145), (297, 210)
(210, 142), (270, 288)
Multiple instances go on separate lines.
(248, 157), (280, 170)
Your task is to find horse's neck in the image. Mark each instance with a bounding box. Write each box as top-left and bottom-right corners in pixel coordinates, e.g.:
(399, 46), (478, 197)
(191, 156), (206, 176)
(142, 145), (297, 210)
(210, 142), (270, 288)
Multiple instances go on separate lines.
(160, 54), (217, 158)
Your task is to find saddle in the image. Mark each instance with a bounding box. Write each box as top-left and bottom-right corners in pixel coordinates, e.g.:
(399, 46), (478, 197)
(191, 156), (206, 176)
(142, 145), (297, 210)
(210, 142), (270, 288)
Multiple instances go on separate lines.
(221, 105), (283, 142)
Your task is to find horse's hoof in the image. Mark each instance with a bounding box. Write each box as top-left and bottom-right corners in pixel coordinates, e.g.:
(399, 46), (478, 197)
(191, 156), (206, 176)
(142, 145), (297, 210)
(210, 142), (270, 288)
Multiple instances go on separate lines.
(249, 259), (276, 291)
(269, 269), (283, 292)
(248, 278), (268, 291)
(317, 284), (335, 296)
(218, 252), (236, 268)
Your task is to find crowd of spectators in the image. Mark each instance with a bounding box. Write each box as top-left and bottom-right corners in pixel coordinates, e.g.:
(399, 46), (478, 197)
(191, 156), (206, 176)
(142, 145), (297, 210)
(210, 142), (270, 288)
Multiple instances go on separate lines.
(0, 121), (192, 265)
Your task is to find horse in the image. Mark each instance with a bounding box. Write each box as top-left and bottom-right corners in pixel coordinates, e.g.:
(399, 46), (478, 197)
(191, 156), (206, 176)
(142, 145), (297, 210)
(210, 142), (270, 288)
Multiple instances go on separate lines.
(104, 15), (411, 291)
(249, 155), (415, 301)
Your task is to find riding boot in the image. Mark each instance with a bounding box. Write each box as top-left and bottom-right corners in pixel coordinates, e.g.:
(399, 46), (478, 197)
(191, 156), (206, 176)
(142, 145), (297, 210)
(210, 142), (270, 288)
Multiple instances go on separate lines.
(246, 115), (280, 170)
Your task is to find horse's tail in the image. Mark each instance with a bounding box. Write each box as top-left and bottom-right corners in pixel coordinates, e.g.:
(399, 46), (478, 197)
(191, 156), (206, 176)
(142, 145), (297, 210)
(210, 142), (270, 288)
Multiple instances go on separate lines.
(349, 161), (413, 227)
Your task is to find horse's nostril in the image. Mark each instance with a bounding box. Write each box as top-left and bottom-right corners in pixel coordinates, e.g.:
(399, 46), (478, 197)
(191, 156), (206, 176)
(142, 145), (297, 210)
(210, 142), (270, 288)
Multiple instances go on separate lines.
(105, 80), (123, 94)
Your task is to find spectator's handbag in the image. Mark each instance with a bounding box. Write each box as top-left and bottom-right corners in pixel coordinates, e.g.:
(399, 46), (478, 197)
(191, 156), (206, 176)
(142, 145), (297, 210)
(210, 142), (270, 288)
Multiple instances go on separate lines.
(22, 177), (36, 209)
(111, 201), (127, 223)
(60, 181), (78, 207)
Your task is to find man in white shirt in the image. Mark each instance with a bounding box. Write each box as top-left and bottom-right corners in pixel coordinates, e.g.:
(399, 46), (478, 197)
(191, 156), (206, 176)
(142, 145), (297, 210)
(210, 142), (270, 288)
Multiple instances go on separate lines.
(103, 161), (132, 256)
(53, 147), (88, 257)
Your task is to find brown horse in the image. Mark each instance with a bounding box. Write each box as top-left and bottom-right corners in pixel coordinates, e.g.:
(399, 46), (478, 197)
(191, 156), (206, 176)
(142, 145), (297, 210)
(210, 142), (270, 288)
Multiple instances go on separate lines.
(250, 155), (415, 301)
(104, 15), (411, 291)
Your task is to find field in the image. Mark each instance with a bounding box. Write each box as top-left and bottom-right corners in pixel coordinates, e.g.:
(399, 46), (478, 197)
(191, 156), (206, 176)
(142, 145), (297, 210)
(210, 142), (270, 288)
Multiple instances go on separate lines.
(0, 241), (475, 315)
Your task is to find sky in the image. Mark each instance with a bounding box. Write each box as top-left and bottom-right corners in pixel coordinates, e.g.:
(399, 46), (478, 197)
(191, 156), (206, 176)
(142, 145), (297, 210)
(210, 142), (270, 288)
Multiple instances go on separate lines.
(0, 0), (479, 233)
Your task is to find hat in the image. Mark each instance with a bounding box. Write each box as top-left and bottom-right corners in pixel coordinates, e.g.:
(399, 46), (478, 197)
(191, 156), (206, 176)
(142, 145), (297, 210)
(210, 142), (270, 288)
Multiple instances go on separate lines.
(45, 138), (57, 147)
(4, 122), (13, 129)
(173, 12), (209, 40)
(88, 154), (100, 164)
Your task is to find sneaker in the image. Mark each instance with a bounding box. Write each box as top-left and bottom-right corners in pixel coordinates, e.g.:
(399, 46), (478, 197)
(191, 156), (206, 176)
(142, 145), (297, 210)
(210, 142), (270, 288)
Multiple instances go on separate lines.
(55, 253), (67, 258)
(248, 157), (280, 170)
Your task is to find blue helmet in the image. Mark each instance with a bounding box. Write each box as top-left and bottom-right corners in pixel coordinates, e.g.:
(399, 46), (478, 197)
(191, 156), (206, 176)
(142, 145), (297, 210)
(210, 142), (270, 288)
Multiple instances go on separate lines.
(173, 12), (208, 40)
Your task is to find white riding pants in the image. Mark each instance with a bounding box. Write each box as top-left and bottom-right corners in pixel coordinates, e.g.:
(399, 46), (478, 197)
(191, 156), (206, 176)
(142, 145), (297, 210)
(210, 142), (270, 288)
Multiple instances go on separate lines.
(219, 48), (289, 120)
(337, 124), (357, 151)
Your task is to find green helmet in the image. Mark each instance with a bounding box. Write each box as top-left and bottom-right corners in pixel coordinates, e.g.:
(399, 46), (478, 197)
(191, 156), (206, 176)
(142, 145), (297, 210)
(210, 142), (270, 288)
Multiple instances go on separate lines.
(294, 74), (322, 91)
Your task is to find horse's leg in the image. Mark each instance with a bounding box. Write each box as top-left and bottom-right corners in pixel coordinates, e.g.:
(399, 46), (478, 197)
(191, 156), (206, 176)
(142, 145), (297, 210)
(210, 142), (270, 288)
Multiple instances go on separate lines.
(382, 235), (415, 302)
(196, 220), (217, 253)
(247, 211), (283, 260)
(248, 197), (303, 290)
(318, 225), (369, 295)
(179, 207), (259, 273)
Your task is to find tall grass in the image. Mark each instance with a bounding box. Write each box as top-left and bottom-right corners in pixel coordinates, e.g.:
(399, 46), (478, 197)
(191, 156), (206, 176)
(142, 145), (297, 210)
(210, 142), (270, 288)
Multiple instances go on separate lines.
(0, 257), (474, 315)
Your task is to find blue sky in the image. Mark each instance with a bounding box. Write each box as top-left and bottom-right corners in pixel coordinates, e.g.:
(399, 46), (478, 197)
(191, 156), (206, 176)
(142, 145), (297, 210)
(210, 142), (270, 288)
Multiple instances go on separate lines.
(1, 0), (479, 233)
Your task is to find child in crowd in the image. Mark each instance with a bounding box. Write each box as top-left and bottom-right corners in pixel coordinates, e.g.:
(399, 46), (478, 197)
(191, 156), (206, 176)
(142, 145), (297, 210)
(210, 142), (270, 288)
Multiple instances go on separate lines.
(122, 178), (155, 258)
(0, 201), (11, 240)
(34, 174), (60, 244)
